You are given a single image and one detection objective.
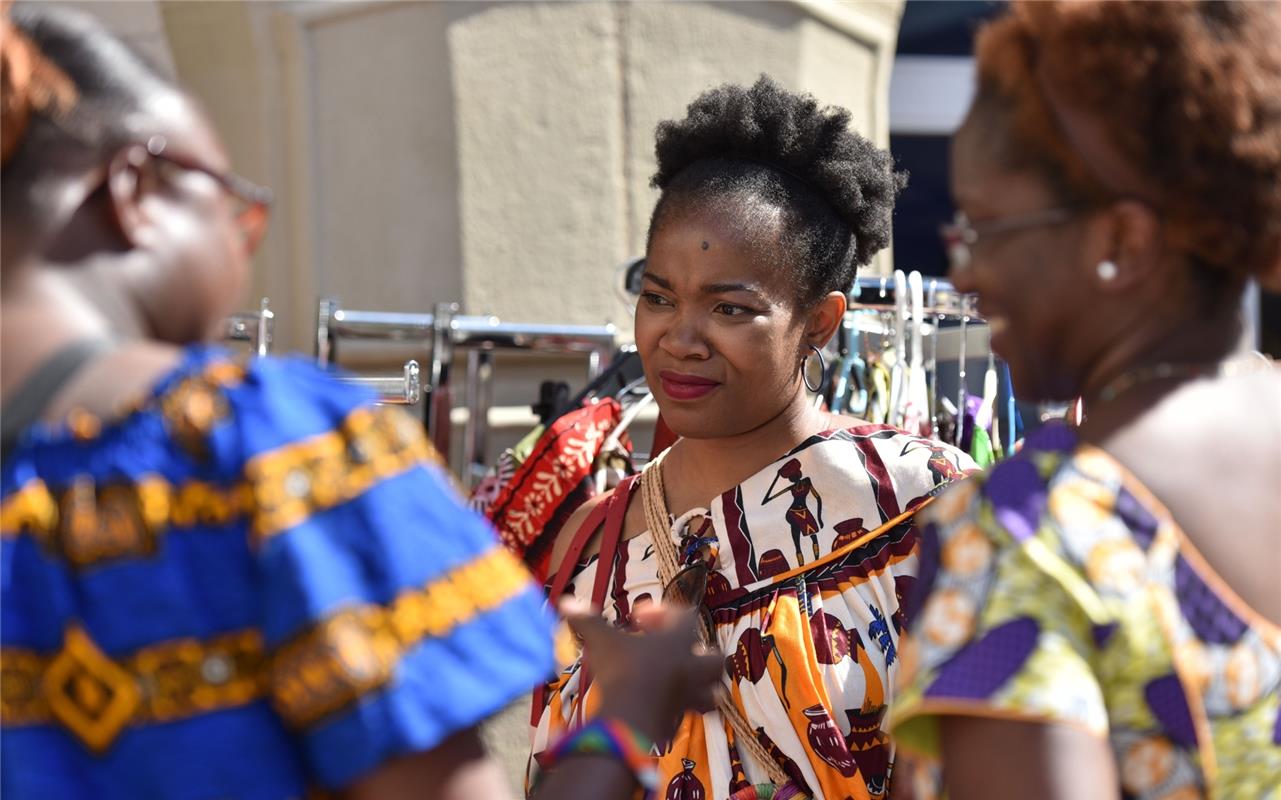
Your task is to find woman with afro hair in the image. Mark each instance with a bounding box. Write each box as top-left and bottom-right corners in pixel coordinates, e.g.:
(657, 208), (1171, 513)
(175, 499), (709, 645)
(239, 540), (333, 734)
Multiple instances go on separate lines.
(889, 2), (1281, 798)
(531, 76), (976, 800)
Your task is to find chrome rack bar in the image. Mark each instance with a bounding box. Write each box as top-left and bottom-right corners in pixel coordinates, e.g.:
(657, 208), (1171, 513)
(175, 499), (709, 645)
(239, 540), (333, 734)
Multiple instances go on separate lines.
(462, 350), (495, 486)
(427, 303), (458, 461)
(223, 297), (275, 356)
(315, 300), (616, 365)
(451, 316), (617, 356)
(316, 298), (617, 477)
(848, 276), (978, 317)
(337, 360), (422, 406)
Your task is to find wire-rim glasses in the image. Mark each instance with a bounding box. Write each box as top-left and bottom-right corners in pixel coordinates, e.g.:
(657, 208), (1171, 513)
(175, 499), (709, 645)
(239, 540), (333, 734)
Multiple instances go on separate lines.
(940, 206), (1078, 271)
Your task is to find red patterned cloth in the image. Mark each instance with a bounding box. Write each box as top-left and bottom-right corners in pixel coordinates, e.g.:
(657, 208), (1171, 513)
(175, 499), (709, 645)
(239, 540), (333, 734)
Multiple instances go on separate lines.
(487, 398), (628, 577)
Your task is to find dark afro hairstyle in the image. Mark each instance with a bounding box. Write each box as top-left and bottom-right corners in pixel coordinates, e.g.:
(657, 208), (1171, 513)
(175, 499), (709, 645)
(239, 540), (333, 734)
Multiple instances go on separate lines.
(647, 75), (906, 307)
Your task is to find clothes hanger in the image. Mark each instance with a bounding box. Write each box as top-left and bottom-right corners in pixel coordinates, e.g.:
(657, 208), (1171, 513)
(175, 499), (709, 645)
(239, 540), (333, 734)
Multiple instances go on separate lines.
(1003, 361), (1019, 454)
(832, 314), (869, 416)
(928, 279), (941, 437)
(979, 341), (1000, 456)
(889, 269), (908, 427)
(596, 390), (655, 492)
(955, 309), (969, 447)
(568, 346), (643, 409)
(870, 358), (891, 425)
(903, 271), (929, 436)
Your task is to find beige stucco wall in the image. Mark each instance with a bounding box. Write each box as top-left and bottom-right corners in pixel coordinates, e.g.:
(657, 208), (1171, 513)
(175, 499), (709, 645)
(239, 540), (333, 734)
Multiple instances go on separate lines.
(70, 0), (903, 344)
(154, 0), (905, 351)
(449, 0), (902, 338)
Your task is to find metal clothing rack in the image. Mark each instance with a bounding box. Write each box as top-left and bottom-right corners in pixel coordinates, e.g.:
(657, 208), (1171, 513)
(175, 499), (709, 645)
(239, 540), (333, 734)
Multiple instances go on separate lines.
(315, 298), (617, 478)
(222, 297), (275, 356)
(849, 275), (978, 318)
(835, 273), (1014, 448)
(338, 360), (423, 406)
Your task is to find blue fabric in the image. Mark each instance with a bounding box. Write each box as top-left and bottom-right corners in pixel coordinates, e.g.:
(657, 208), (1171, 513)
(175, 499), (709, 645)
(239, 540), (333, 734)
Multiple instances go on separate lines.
(1, 346), (555, 798)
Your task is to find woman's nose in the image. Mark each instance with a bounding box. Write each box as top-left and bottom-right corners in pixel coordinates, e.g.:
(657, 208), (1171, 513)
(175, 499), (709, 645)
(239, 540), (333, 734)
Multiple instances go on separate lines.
(659, 311), (711, 360)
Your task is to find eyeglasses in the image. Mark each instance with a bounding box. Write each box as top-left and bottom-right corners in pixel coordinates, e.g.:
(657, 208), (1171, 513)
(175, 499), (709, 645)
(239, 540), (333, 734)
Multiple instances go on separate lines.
(939, 207), (1078, 272)
(140, 135), (273, 255)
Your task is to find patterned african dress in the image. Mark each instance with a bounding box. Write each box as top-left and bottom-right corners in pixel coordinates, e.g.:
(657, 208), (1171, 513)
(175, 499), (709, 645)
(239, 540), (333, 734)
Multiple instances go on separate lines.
(890, 422), (1281, 799)
(529, 425), (977, 800)
(0, 347), (555, 798)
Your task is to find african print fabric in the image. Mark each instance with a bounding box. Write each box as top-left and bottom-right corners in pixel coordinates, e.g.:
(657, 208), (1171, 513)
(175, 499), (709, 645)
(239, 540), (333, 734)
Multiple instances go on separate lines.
(1, 346), (555, 798)
(890, 422), (1281, 799)
(530, 425), (976, 800)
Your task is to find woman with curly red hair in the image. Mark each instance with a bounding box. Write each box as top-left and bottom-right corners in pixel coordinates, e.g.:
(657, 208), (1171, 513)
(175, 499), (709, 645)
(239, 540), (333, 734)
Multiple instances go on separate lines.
(890, 2), (1281, 798)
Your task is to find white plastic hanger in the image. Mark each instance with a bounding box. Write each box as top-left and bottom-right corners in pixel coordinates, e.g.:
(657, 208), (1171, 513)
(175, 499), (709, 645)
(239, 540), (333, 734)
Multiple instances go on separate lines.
(903, 271), (930, 436)
(955, 309), (969, 447)
(889, 269), (908, 427)
(928, 279), (942, 436)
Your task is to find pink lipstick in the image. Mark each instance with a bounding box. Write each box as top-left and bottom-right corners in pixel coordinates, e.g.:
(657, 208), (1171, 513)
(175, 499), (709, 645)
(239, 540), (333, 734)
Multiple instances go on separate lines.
(658, 370), (720, 401)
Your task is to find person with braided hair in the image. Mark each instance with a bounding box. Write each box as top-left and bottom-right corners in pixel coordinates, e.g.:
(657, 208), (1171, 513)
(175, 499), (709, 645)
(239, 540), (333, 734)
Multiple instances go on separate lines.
(532, 76), (976, 800)
(1, 6), (723, 799)
(889, 2), (1281, 798)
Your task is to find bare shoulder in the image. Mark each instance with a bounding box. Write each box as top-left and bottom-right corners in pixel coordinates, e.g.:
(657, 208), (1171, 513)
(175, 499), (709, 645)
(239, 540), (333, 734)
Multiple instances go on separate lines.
(825, 412), (872, 430)
(43, 340), (185, 423)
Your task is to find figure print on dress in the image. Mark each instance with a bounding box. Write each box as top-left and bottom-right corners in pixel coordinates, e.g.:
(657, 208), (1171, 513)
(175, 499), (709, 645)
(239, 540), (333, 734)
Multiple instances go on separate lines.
(763, 458), (825, 565)
(899, 440), (970, 486)
(755, 726), (811, 792)
(891, 574), (917, 634)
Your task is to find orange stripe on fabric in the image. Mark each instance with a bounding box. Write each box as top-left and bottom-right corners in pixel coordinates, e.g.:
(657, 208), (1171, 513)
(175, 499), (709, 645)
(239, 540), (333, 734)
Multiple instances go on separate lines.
(246, 405), (441, 541)
(270, 545), (532, 728)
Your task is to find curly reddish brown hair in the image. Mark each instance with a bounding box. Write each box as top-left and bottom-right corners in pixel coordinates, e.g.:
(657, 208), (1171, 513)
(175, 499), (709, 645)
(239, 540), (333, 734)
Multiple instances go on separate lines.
(971, 0), (1281, 289)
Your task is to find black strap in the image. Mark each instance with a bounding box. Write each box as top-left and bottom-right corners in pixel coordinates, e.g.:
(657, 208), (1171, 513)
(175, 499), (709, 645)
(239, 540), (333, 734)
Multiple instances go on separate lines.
(1, 339), (115, 456)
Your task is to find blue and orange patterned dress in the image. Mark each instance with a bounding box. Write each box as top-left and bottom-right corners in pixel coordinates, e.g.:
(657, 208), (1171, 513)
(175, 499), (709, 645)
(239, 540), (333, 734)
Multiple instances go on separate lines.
(1, 346), (555, 798)
(890, 422), (1281, 799)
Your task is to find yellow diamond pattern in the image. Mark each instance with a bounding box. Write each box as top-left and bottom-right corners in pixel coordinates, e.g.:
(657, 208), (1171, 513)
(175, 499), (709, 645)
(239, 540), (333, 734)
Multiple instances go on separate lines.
(42, 626), (141, 752)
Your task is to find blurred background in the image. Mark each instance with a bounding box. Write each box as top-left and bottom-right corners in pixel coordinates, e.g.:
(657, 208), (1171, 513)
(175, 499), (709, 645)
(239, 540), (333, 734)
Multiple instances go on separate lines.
(47, 0), (1275, 475)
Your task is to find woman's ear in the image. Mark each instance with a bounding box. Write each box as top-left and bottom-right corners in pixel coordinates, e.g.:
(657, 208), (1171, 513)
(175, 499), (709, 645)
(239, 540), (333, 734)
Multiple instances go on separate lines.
(804, 290), (847, 350)
(1091, 199), (1163, 292)
(103, 145), (153, 248)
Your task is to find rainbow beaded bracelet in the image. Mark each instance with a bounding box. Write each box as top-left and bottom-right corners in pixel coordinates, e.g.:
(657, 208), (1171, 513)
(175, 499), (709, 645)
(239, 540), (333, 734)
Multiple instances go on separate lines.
(539, 718), (659, 795)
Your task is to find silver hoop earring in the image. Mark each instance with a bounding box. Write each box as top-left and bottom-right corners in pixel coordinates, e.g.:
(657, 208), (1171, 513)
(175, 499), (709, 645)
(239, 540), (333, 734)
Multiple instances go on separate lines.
(1097, 260), (1119, 282)
(802, 344), (825, 393)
